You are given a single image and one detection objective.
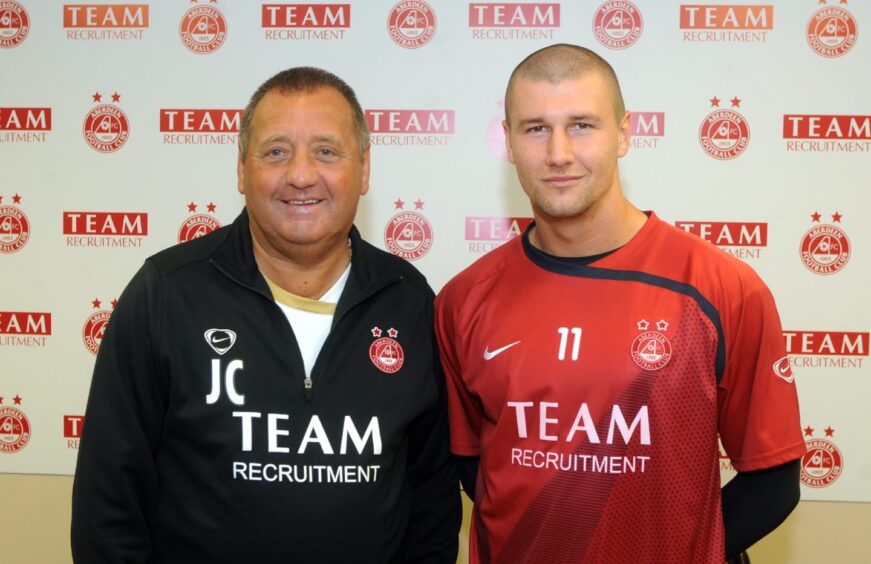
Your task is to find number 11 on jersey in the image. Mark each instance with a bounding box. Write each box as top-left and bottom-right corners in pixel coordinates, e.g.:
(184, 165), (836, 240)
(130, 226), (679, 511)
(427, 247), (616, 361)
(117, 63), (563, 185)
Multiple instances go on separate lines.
(557, 327), (582, 361)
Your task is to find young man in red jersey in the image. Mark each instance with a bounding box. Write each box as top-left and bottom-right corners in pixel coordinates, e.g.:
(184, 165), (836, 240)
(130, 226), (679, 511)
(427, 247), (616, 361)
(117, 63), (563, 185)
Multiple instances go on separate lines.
(435, 44), (805, 563)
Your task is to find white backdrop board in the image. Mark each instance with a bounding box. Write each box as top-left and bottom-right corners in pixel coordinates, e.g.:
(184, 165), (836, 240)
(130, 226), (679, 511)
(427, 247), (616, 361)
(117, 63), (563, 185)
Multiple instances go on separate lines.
(1, 0), (869, 504)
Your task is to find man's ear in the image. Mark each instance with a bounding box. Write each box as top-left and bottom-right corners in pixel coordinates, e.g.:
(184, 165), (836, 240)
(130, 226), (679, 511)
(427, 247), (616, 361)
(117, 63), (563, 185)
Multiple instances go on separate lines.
(360, 143), (371, 196)
(236, 148), (246, 194)
(617, 111), (631, 158)
(503, 120), (515, 164)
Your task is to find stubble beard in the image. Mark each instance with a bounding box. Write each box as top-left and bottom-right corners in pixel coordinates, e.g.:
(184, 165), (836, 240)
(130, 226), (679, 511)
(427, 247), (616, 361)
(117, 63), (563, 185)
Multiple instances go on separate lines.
(532, 187), (594, 222)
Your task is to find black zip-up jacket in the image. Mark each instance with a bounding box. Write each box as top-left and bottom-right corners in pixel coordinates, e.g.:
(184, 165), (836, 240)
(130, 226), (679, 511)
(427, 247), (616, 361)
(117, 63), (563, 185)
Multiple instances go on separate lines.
(71, 210), (460, 563)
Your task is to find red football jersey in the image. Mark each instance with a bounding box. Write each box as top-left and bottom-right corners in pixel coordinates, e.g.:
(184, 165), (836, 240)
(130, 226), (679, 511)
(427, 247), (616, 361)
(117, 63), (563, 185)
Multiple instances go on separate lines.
(435, 213), (805, 564)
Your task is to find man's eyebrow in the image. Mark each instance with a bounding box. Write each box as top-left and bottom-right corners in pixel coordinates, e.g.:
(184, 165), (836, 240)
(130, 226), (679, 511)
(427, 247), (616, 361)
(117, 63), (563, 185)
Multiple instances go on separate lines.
(568, 113), (602, 122)
(256, 134), (344, 146)
(310, 134), (342, 146)
(257, 134), (290, 146)
(515, 113), (602, 128)
(516, 117), (545, 128)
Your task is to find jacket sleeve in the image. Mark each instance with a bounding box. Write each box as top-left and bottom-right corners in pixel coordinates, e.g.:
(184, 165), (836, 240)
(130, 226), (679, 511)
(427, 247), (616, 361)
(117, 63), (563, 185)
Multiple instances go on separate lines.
(398, 298), (462, 564)
(71, 261), (166, 563)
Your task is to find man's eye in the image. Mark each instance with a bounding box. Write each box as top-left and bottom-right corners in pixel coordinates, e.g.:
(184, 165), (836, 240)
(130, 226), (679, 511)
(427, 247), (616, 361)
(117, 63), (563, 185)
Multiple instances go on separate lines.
(526, 125), (546, 134)
(265, 148), (286, 157)
(570, 123), (591, 131)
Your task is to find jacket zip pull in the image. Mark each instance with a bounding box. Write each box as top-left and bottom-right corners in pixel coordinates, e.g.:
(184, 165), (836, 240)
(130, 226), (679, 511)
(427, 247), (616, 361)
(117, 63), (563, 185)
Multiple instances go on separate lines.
(304, 376), (313, 400)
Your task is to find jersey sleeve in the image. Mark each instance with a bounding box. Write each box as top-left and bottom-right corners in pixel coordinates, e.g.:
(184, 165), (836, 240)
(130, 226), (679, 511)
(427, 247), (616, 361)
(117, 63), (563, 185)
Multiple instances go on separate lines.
(716, 273), (806, 472)
(434, 285), (483, 456)
(71, 261), (166, 562)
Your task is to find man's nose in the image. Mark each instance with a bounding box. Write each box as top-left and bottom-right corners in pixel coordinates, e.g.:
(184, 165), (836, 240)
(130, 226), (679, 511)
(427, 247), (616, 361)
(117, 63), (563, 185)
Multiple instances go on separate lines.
(286, 151), (317, 189)
(546, 131), (573, 167)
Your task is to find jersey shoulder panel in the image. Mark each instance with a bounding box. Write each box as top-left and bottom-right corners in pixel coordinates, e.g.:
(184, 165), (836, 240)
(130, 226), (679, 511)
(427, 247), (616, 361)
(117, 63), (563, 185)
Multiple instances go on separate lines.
(438, 237), (526, 304)
(618, 215), (773, 309)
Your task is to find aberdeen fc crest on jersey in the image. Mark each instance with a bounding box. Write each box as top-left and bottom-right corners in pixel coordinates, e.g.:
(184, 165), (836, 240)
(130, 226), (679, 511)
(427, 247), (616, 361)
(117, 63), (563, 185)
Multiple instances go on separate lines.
(369, 326), (404, 374)
(631, 319), (672, 371)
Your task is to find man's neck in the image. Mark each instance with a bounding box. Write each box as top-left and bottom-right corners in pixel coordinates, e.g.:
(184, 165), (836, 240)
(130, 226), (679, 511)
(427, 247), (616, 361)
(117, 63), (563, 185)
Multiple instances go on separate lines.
(530, 197), (648, 257)
(251, 232), (352, 300)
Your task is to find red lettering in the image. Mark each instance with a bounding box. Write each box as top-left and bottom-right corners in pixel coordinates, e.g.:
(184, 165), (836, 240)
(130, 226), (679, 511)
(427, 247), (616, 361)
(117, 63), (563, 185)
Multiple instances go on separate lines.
(468, 3), (559, 27)
(680, 5), (772, 29)
(63, 4), (149, 28)
(783, 115), (871, 140)
(63, 212), (148, 235)
(366, 110), (455, 134)
(0, 108), (51, 131)
(783, 331), (869, 356)
(160, 109), (241, 132)
(0, 312), (52, 335)
(261, 4), (350, 27)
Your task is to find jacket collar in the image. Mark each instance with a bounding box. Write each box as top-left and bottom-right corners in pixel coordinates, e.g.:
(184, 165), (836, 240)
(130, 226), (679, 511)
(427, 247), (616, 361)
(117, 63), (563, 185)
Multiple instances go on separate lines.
(211, 209), (404, 309)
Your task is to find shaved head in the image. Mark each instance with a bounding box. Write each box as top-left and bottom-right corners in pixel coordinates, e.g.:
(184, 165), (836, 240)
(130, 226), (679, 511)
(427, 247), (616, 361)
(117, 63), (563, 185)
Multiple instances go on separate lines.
(505, 43), (625, 124)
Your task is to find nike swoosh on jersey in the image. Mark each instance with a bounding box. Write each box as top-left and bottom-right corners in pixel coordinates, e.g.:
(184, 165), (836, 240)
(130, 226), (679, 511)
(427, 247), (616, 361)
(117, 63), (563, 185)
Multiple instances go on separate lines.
(483, 341), (521, 360)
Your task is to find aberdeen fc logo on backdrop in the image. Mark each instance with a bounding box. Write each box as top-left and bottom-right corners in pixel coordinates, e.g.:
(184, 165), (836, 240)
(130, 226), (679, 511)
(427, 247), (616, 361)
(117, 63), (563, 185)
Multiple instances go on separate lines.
(384, 198), (433, 261)
(807, 1), (857, 58)
(83, 298), (115, 355)
(699, 96), (749, 160)
(800, 211), (850, 275)
(179, 202), (221, 243)
(180, 0), (227, 54)
(0, 1), (29, 48)
(0, 193), (30, 254)
(0, 395), (30, 453)
(593, 1), (643, 50)
(83, 91), (130, 153)
(801, 425), (843, 488)
(388, 1), (436, 48)
(369, 326), (404, 374)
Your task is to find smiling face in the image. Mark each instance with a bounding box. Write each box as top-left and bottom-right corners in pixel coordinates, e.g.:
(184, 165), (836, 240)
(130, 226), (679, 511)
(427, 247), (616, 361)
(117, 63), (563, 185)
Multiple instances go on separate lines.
(504, 72), (630, 224)
(237, 86), (370, 257)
